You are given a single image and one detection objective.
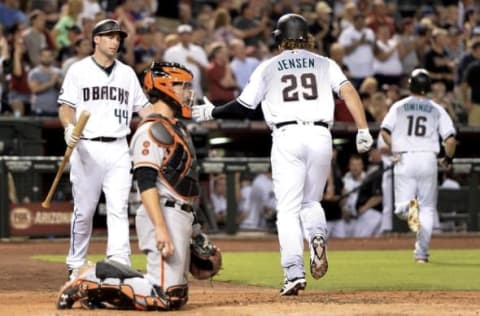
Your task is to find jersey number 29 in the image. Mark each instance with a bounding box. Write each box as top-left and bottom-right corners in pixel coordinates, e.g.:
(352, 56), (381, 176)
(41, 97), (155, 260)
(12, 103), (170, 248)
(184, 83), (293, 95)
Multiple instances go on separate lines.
(281, 73), (318, 102)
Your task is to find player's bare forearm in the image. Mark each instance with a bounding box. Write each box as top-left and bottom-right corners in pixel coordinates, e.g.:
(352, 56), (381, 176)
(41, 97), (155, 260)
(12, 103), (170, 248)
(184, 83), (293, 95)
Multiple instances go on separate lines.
(444, 136), (456, 158)
(58, 104), (76, 128)
(380, 130), (392, 149)
(140, 188), (169, 231)
(340, 83), (368, 129)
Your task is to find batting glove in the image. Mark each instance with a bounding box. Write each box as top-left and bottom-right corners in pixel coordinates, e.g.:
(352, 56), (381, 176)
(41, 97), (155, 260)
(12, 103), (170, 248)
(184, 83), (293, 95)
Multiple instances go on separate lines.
(356, 128), (373, 153)
(64, 123), (79, 147)
(192, 97), (214, 122)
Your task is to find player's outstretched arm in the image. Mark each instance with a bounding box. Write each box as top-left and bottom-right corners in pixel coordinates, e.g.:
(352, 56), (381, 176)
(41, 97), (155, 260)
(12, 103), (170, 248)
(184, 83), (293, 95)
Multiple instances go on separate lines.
(340, 82), (373, 153)
(192, 97), (256, 122)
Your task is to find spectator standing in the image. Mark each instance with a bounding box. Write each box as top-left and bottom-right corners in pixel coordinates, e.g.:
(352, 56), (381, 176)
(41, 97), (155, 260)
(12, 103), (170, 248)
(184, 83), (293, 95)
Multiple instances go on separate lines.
(51, 0), (84, 49)
(61, 38), (91, 76)
(373, 24), (403, 87)
(309, 1), (338, 56)
(398, 17), (419, 78)
(339, 2), (357, 32)
(461, 59), (480, 126)
(0, 0), (27, 32)
(366, 0), (395, 35)
(424, 28), (455, 92)
(206, 42), (237, 106)
(233, 2), (268, 48)
(338, 13), (376, 88)
(211, 8), (244, 45)
(57, 24), (83, 63)
(163, 24), (209, 102)
(229, 38), (260, 91)
(8, 30), (31, 117)
(132, 24), (157, 77)
(28, 47), (62, 116)
(23, 10), (50, 67)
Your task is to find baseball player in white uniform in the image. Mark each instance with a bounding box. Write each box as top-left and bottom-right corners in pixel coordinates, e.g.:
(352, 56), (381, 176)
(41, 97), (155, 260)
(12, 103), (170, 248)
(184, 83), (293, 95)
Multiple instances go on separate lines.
(380, 69), (456, 263)
(59, 19), (150, 279)
(192, 13), (373, 295)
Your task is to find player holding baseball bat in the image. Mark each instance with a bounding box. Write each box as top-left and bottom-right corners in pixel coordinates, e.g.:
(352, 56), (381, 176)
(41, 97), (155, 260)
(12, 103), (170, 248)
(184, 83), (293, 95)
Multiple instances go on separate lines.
(42, 110), (90, 208)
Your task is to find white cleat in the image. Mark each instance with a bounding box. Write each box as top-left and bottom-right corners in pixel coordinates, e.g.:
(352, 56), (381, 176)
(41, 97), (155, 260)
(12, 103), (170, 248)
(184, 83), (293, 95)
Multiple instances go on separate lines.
(279, 277), (307, 296)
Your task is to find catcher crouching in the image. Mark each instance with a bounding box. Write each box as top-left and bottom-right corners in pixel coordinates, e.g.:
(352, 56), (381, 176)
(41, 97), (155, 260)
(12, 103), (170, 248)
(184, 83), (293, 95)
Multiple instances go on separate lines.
(56, 62), (221, 311)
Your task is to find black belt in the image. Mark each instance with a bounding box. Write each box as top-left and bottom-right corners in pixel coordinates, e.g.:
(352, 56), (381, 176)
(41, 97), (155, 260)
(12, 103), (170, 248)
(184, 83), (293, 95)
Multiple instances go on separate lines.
(275, 121), (328, 129)
(164, 200), (194, 213)
(83, 137), (118, 142)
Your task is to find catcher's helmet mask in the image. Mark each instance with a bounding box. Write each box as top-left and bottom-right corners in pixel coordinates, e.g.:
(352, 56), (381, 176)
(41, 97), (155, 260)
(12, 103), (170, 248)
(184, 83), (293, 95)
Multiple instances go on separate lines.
(273, 13), (309, 45)
(91, 19), (127, 50)
(143, 62), (194, 119)
(408, 68), (431, 95)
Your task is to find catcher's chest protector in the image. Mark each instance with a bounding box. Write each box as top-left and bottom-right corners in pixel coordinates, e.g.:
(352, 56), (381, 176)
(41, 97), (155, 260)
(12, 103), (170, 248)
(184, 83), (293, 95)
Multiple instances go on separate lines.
(145, 115), (199, 198)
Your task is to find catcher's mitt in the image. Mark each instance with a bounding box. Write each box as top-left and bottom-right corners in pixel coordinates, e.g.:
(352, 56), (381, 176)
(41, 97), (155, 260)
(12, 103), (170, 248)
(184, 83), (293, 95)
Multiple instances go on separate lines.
(189, 233), (221, 280)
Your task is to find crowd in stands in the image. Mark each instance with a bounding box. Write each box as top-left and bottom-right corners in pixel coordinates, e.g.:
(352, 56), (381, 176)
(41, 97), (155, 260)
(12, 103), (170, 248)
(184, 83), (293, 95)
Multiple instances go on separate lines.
(0, 0), (479, 125)
(0, 0), (476, 235)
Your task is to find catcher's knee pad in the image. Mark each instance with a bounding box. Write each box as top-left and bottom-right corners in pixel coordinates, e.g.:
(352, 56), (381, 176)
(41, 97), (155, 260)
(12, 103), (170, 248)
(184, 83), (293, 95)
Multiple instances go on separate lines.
(166, 284), (189, 310)
(95, 259), (143, 280)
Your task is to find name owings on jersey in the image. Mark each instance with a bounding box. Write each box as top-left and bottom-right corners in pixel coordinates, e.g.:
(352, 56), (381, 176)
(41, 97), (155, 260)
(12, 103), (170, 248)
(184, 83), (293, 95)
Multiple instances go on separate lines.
(82, 86), (129, 104)
(403, 103), (433, 113)
(277, 58), (314, 71)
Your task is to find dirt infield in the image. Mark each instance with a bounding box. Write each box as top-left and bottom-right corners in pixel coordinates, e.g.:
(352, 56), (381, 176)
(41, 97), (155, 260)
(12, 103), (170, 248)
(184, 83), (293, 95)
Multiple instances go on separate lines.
(1, 234), (480, 316)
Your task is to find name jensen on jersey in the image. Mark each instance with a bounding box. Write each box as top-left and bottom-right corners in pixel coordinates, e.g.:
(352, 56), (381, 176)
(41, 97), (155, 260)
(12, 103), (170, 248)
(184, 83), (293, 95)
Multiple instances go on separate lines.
(277, 58), (315, 71)
(403, 103), (433, 113)
(82, 86), (129, 105)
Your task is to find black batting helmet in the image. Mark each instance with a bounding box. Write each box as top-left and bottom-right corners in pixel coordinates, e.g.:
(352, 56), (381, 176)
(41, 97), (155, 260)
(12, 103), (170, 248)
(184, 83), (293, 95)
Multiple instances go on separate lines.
(408, 69), (431, 95)
(91, 19), (127, 48)
(272, 14), (308, 45)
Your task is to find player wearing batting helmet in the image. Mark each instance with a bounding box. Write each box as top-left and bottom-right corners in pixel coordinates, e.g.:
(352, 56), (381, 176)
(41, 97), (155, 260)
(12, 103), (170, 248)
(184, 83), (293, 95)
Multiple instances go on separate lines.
(192, 12), (373, 295)
(57, 18), (152, 284)
(381, 68), (456, 263)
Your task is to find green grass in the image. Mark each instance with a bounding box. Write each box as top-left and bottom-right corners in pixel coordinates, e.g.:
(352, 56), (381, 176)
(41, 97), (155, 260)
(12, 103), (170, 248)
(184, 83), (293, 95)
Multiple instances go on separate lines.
(34, 249), (480, 291)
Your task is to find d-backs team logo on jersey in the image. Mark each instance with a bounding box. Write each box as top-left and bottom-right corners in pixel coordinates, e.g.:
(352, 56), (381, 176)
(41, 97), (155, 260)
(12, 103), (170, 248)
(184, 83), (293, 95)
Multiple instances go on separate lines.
(82, 86), (129, 105)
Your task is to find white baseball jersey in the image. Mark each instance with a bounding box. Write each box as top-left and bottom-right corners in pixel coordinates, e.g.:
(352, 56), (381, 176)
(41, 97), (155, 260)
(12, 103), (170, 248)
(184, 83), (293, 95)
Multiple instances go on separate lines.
(237, 49), (348, 128)
(58, 56), (150, 138)
(381, 96), (456, 153)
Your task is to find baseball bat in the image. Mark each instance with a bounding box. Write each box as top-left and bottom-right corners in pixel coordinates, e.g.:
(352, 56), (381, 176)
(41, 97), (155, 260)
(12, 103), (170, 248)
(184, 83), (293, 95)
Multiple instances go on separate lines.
(41, 111), (90, 208)
(7, 172), (19, 204)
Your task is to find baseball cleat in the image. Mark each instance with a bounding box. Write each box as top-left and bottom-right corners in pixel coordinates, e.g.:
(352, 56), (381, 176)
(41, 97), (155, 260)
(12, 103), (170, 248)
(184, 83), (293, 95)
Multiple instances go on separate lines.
(279, 277), (307, 296)
(56, 279), (86, 309)
(415, 258), (429, 264)
(310, 236), (328, 280)
(407, 199), (420, 233)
